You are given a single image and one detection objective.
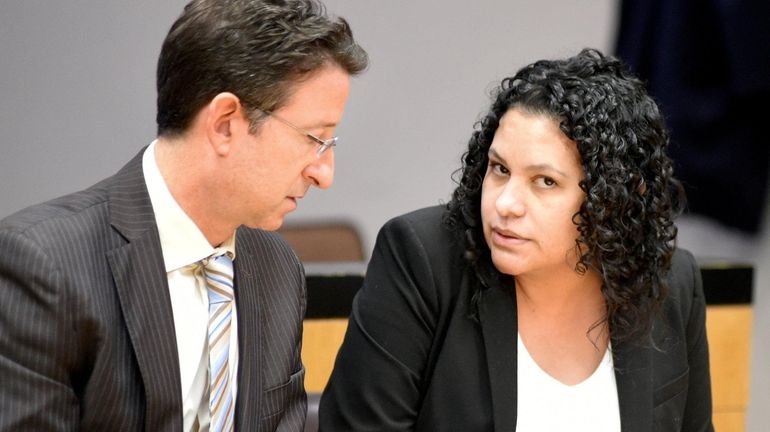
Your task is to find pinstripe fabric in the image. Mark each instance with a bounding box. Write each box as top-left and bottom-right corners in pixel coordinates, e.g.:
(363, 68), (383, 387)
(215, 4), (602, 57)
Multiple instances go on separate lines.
(234, 229), (308, 431)
(0, 149), (307, 431)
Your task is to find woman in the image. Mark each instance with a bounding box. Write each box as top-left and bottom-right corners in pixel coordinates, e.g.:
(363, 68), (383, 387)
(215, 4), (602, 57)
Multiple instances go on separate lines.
(319, 49), (713, 431)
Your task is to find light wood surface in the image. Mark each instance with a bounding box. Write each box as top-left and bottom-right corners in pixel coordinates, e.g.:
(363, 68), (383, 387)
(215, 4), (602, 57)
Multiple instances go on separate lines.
(713, 411), (746, 432)
(302, 319), (349, 392)
(706, 304), (752, 432)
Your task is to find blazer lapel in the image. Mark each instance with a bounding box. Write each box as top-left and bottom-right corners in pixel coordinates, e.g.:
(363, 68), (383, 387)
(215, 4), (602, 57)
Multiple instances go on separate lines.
(232, 238), (262, 431)
(613, 337), (653, 432)
(478, 279), (518, 432)
(476, 262), (654, 432)
(106, 150), (183, 431)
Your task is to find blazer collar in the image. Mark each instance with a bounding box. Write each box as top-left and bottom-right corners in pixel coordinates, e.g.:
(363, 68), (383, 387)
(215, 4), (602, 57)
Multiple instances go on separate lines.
(478, 277), (518, 432)
(613, 335), (653, 432)
(105, 149), (184, 431)
(477, 271), (654, 432)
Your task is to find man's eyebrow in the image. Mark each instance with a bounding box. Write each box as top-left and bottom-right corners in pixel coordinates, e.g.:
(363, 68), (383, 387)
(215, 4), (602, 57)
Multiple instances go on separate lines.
(312, 121), (338, 129)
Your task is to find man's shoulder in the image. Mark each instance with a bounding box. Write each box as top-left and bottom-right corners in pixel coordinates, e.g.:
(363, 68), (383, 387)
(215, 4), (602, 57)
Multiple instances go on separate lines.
(1, 184), (111, 241)
(1, 149), (146, 244)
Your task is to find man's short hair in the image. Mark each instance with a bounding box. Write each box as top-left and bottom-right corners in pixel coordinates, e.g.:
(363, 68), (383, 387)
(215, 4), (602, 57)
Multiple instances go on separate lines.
(156, 0), (368, 137)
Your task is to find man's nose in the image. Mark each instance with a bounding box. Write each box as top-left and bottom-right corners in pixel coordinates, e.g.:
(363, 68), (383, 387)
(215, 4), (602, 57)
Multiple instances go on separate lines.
(303, 148), (335, 189)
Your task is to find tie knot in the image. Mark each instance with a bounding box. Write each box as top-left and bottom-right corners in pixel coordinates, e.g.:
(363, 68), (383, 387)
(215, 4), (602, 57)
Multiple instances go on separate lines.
(202, 253), (234, 304)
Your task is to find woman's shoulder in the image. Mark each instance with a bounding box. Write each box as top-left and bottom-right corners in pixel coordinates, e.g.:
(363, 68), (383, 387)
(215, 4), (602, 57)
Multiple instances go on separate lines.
(662, 247), (705, 321)
(379, 205), (462, 249)
(666, 248), (701, 296)
(384, 205), (449, 229)
(373, 205), (468, 291)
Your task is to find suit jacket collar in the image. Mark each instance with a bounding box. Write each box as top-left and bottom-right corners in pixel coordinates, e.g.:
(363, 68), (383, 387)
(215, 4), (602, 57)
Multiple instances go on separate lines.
(104, 149), (267, 430)
(108, 148), (161, 242)
(105, 148), (184, 431)
(232, 238), (262, 431)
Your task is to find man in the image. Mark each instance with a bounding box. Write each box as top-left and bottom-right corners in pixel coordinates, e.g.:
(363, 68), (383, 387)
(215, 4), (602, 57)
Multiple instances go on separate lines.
(0, 0), (367, 430)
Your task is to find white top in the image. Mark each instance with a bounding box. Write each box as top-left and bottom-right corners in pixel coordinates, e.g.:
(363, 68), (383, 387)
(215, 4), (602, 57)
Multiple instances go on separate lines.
(143, 141), (239, 432)
(516, 333), (621, 432)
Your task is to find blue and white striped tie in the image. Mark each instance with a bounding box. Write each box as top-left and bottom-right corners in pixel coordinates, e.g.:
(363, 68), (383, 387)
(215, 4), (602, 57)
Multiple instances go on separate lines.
(202, 253), (235, 432)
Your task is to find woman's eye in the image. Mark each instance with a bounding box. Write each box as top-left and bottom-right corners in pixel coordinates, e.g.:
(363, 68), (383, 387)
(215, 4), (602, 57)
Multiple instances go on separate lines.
(536, 176), (556, 187)
(489, 162), (509, 175)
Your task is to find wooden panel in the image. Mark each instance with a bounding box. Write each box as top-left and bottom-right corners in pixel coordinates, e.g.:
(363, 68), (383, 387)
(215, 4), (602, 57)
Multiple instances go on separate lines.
(302, 319), (349, 392)
(706, 304), (752, 432)
(712, 411), (745, 432)
(706, 305), (752, 409)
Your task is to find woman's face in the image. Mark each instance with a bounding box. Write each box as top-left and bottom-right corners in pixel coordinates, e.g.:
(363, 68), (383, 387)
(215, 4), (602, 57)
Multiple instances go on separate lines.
(481, 107), (586, 278)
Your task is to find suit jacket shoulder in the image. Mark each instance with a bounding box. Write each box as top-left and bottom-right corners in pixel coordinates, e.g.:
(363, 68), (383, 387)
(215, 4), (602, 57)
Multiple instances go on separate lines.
(0, 151), (161, 431)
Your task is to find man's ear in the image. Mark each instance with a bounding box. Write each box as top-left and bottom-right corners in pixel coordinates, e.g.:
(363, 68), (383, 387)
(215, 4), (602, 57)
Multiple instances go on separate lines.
(205, 92), (247, 156)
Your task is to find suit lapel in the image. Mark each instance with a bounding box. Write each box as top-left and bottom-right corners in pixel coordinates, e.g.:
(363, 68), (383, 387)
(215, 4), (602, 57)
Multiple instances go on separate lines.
(476, 261), (654, 432)
(613, 336), (653, 432)
(478, 279), (518, 432)
(232, 236), (262, 431)
(106, 150), (183, 431)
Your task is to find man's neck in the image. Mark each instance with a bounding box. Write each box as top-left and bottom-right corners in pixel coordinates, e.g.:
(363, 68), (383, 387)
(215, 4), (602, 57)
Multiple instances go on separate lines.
(154, 136), (234, 247)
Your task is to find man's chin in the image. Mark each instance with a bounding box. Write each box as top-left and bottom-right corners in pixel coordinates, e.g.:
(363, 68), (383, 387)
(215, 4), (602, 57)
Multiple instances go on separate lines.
(246, 216), (285, 232)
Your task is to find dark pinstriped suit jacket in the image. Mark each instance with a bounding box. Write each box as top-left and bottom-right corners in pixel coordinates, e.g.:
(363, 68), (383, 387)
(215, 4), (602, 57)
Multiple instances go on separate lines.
(0, 150), (307, 431)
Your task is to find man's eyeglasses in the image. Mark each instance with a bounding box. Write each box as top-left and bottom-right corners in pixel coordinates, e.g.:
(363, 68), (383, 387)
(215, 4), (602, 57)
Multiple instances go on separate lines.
(257, 109), (338, 156)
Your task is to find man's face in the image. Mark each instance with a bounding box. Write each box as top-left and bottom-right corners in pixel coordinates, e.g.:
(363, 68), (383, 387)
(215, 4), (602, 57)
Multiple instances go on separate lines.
(226, 64), (351, 231)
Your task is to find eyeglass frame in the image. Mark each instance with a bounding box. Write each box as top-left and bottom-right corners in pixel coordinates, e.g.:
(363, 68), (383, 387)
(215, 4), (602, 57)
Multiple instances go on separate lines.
(255, 109), (338, 156)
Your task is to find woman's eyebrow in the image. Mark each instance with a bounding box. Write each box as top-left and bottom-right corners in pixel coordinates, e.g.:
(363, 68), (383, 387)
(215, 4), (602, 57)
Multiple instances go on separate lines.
(488, 147), (504, 161)
(489, 147), (569, 178)
(524, 163), (568, 178)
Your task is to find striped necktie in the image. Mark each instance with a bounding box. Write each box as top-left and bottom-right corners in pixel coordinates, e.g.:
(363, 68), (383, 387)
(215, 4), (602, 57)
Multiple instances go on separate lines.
(202, 253), (235, 432)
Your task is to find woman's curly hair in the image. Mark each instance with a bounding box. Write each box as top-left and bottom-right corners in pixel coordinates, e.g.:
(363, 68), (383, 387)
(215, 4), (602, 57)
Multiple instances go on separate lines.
(445, 48), (685, 343)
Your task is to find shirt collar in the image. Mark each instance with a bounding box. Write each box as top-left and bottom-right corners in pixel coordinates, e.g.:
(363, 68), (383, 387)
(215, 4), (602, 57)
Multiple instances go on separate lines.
(142, 140), (236, 272)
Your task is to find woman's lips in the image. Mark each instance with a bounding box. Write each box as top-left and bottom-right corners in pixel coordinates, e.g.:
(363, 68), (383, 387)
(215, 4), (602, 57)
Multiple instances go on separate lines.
(492, 228), (529, 246)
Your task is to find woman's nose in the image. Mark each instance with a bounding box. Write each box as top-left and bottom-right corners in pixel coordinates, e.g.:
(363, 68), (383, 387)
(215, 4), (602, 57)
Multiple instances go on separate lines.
(495, 180), (526, 217)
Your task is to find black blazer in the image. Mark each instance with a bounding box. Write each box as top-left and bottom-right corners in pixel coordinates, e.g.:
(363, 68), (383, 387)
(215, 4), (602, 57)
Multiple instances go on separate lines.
(0, 150), (306, 431)
(320, 206), (713, 431)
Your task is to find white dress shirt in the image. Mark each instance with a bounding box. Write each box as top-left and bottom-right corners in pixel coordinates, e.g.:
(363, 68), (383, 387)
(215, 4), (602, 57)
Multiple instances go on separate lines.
(143, 141), (239, 432)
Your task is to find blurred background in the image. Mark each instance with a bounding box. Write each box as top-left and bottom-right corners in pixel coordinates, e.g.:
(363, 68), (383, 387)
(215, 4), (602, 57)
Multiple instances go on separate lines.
(1, 1), (767, 429)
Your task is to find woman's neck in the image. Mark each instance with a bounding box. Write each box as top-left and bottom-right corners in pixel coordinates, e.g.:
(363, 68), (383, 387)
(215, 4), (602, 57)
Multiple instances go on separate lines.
(514, 266), (604, 317)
